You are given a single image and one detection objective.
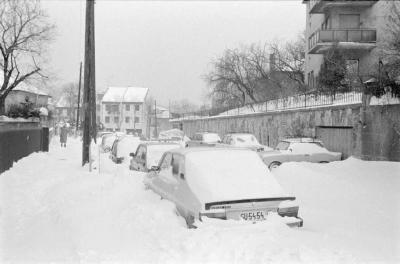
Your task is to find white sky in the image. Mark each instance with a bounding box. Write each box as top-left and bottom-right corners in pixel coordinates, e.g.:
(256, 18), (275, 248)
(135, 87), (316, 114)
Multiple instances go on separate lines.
(42, 0), (306, 106)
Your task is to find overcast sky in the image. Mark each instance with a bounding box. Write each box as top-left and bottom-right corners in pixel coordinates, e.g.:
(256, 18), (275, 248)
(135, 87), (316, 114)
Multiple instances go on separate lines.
(42, 0), (306, 107)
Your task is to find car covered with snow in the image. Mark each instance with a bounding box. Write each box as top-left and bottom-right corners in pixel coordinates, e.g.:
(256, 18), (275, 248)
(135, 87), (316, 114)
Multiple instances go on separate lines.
(221, 133), (272, 152)
(110, 134), (141, 164)
(101, 133), (117, 152)
(186, 132), (221, 147)
(129, 142), (181, 171)
(144, 147), (303, 228)
(260, 138), (342, 169)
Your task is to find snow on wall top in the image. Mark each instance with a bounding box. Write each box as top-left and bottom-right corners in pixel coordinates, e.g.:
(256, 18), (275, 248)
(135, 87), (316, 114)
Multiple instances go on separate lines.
(102, 87), (149, 103)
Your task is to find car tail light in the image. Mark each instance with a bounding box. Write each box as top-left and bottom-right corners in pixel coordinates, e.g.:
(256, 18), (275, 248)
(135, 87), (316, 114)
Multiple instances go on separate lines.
(199, 210), (226, 220)
(278, 206), (299, 217)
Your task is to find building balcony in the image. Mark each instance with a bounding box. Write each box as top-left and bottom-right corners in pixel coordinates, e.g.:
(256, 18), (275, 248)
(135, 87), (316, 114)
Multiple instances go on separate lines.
(309, 0), (378, 14)
(308, 28), (377, 54)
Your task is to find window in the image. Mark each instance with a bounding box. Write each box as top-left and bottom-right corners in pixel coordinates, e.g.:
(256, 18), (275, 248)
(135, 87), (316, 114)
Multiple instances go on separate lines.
(125, 104), (130, 111)
(114, 117), (119, 123)
(135, 104), (140, 111)
(106, 105), (111, 112)
(112, 105), (119, 112)
(125, 117), (130, 123)
(105, 116), (110, 123)
(134, 116), (140, 123)
(160, 153), (172, 170)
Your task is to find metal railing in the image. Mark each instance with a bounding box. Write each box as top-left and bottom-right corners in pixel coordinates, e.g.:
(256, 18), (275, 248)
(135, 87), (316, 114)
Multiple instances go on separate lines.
(309, 28), (376, 50)
(174, 90), (363, 121)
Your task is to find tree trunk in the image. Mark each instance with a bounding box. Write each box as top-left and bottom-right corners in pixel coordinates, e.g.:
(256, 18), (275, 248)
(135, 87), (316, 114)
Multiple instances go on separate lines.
(0, 96), (6, 115)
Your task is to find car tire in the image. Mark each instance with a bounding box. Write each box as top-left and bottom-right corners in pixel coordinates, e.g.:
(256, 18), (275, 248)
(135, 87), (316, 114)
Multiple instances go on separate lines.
(268, 161), (281, 170)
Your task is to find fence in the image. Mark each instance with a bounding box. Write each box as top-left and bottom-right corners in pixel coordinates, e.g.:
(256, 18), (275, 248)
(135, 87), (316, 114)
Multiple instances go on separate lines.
(0, 121), (49, 174)
(176, 90), (363, 121)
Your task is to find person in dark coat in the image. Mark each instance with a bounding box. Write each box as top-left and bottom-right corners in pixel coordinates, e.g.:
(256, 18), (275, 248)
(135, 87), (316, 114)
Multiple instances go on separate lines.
(60, 124), (68, 147)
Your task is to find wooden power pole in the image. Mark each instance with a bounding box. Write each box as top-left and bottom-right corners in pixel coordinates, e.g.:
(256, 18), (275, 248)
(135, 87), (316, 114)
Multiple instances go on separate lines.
(82, 0), (97, 166)
(76, 61), (82, 132)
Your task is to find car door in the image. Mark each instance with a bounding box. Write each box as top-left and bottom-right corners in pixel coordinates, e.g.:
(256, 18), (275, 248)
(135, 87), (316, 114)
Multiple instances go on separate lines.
(288, 143), (312, 162)
(172, 154), (201, 218)
(150, 153), (179, 201)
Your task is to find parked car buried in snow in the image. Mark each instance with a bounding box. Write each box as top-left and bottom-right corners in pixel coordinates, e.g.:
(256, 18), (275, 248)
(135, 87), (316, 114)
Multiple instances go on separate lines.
(110, 134), (141, 164)
(186, 132), (221, 147)
(129, 142), (181, 172)
(221, 133), (272, 152)
(260, 138), (342, 170)
(144, 147), (303, 228)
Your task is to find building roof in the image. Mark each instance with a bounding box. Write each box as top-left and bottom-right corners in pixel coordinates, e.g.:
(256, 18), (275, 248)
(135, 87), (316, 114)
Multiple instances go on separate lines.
(102, 87), (149, 103)
(11, 82), (49, 97)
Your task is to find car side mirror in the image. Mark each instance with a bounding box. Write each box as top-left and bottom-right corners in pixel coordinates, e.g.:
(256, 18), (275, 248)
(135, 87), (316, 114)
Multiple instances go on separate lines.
(130, 152), (136, 157)
(150, 166), (160, 172)
(289, 148), (293, 152)
(180, 173), (185, 180)
(218, 140), (222, 143)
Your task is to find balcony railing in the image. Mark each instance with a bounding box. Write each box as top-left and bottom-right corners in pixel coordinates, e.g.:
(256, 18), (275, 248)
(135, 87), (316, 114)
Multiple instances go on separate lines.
(309, 0), (378, 14)
(308, 28), (376, 53)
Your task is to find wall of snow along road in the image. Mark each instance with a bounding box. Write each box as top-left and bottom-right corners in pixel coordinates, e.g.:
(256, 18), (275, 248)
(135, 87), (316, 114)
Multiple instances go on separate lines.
(0, 138), (399, 263)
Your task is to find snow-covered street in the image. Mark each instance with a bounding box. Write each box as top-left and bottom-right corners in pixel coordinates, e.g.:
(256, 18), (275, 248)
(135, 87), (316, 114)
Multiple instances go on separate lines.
(0, 138), (399, 263)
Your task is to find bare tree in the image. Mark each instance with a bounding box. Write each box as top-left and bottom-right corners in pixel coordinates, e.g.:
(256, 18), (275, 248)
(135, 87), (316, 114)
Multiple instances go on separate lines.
(269, 32), (306, 92)
(0, 0), (55, 114)
(204, 47), (260, 107)
(204, 34), (306, 107)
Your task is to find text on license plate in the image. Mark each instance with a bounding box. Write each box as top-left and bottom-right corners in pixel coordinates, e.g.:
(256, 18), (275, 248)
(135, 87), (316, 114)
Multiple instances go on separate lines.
(240, 211), (266, 221)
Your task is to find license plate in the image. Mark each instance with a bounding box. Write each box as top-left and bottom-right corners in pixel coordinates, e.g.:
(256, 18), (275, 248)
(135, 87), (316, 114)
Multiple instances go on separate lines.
(240, 211), (266, 221)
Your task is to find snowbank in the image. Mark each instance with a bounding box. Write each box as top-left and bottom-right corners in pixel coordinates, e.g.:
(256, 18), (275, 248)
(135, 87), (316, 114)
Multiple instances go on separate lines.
(0, 140), (399, 263)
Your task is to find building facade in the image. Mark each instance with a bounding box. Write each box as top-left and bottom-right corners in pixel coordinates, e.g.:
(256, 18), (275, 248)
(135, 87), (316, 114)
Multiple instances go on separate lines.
(101, 87), (148, 136)
(303, 0), (394, 89)
(5, 85), (50, 112)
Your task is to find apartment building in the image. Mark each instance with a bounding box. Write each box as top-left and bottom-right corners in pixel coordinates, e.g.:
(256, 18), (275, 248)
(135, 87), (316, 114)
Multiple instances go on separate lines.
(303, 0), (394, 89)
(101, 87), (148, 136)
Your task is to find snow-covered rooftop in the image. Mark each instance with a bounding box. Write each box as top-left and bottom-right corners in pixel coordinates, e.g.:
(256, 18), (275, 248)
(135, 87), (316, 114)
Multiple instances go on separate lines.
(102, 87), (149, 103)
(13, 82), (49, 96)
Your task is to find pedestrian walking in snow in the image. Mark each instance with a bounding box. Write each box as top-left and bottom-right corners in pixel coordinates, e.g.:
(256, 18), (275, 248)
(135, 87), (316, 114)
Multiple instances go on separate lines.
(60, 124), (68, 147)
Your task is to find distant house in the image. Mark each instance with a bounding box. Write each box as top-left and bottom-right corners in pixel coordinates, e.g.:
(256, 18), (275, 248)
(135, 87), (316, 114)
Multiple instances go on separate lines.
(5, 82), (51, 112)
(55, 95), (79, 123)
(101, 86), (149, 136)
(147, 105), (172, 138)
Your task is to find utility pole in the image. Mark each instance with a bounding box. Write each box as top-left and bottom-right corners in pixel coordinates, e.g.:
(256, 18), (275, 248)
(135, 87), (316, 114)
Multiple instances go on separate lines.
(82, 0), (96, 166)
(76, 61), (82, 133)
(154, 100), (158, 138)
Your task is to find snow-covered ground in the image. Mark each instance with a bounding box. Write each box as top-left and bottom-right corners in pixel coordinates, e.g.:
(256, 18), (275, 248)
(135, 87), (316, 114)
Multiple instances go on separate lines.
(0, 138), (399, 263)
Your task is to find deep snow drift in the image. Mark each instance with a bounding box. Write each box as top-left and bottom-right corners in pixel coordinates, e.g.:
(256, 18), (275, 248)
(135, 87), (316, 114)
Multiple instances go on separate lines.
(0, 138), (399, 263)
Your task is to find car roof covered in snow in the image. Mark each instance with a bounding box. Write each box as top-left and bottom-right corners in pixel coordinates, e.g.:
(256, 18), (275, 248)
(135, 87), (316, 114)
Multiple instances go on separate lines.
(167, 146), (251, 156)
(102, 86), (149, 103)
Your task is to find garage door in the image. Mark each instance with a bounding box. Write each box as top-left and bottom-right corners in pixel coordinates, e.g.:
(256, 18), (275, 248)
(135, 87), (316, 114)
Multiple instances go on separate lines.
(316, 126), (354, 159)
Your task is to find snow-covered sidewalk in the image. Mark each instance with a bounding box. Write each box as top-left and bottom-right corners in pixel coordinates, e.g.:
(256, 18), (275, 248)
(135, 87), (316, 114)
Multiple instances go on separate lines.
(0, 138), (399, 263)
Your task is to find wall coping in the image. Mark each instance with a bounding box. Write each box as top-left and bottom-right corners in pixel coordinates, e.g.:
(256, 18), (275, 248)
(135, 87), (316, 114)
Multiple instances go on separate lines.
(170, 103), (362, 123)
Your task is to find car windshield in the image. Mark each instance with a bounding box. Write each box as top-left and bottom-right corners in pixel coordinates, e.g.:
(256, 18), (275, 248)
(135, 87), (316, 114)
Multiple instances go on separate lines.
(232, 134), (259, 146)
(185, 150), (286, 203)
(202, 133), (221, 143)
(276, 141), (290, 150)
(147, 144), (179, 167)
